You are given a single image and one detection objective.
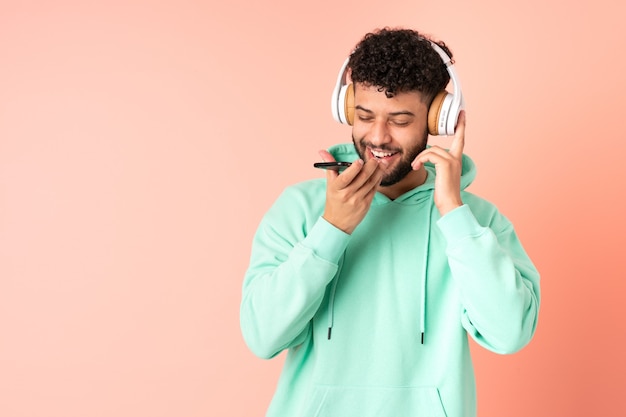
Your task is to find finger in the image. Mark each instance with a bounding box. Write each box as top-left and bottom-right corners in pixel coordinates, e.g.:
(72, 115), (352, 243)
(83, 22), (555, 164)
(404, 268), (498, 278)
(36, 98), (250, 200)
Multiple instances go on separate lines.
(345, 163), (382, 204)
(318, 149), (369, 186)
(364, 163), (384, 191)
(448, 110), (466, 160)
(343, 158), (380, 191)
(361, 175), (381, 203)
(331, 158), (366, 189)
(411, 146), (451, 170)
(318, 149), (336, 163)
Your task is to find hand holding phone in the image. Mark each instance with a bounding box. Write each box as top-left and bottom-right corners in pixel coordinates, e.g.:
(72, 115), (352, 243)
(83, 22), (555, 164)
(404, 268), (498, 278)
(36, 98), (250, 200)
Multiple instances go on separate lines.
(317, 154), (383, 235)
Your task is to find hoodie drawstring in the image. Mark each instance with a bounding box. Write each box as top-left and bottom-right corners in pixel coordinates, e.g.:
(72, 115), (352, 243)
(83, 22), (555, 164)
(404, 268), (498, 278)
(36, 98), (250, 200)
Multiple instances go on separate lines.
(327, 255), (344, 339)
(419, 191), (435, 344)
(326, 191), (435, 343)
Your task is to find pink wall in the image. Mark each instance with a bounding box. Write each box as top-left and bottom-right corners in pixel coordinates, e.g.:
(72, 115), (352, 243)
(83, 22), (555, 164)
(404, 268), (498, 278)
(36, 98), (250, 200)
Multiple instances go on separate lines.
(1, 1), (625, 416)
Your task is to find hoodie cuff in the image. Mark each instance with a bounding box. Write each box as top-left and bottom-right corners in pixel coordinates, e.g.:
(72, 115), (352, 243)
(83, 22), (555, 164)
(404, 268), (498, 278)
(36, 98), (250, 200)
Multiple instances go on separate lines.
(301, 217), (351, 264)
(436, 204), (485, 243)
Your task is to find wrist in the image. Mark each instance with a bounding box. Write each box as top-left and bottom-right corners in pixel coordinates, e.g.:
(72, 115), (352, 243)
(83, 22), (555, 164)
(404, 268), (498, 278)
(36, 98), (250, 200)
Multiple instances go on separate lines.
(322, 214), (355, 235)
(437, 200), (463, 216)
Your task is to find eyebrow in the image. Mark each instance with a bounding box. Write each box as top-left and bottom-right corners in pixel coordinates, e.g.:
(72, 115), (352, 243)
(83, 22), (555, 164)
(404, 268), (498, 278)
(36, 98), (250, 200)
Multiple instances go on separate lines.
(355, 105), (415, 117)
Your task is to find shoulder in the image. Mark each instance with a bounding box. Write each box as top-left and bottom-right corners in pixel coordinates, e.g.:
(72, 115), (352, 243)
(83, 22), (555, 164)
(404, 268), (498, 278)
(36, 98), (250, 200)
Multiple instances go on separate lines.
(262, 178), (327, 226)
(276, 178), (327, 206)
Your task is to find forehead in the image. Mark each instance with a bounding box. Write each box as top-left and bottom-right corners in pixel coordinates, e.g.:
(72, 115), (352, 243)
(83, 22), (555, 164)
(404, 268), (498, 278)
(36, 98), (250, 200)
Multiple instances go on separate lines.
(353, 83), (427, 113)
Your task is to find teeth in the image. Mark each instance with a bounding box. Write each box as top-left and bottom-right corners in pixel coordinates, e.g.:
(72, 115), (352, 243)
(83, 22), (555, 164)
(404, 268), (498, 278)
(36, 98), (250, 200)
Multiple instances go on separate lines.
(371, 149), (394, 158)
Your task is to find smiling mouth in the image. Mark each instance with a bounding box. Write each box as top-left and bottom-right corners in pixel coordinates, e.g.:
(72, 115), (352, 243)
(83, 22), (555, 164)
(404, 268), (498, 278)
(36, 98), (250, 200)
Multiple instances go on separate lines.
(369, 148), (399, 160)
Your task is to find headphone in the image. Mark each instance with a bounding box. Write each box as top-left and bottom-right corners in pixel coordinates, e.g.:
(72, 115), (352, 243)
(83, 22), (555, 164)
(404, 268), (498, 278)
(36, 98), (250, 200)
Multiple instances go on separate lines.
(330, 40), (464, 136)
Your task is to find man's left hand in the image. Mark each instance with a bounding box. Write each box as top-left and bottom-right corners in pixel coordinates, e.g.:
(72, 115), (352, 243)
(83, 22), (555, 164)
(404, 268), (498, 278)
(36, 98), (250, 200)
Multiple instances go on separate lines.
(411, 110), (466, 216)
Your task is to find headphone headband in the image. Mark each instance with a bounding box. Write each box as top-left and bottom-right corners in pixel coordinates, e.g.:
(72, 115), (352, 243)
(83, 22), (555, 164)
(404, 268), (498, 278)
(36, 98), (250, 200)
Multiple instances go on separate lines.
(331, 39), (464, 136)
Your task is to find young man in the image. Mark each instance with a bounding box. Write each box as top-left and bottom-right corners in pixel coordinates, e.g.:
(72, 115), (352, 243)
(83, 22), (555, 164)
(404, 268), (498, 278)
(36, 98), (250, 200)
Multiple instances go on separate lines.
(240, 27), (540, 417)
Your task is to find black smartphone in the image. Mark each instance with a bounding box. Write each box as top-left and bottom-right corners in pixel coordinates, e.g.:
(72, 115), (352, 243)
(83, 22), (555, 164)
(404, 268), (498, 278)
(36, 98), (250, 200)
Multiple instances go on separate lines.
(313, 161), (352, 171)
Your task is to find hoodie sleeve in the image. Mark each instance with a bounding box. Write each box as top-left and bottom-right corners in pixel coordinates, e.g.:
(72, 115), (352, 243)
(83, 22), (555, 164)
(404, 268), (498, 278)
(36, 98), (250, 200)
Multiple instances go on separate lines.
(436, 204), (541, 354)
(240, 187), (350, 359)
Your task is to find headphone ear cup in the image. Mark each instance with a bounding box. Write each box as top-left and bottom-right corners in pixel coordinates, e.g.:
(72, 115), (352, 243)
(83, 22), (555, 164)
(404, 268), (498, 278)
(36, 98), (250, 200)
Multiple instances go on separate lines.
(428, 91), (448, 135)
(344, 83), (355, 126)
(336, 84), (352, 125)
(446, 96), (462, 135)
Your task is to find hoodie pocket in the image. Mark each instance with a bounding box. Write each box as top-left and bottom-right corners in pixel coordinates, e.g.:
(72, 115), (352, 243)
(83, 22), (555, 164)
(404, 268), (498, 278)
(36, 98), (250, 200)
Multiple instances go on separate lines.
(304, 385), (448, 417)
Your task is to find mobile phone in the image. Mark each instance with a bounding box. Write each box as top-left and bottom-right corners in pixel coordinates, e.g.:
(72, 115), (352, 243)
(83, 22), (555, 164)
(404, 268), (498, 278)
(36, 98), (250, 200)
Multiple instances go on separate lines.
(313, 161), (352, 171)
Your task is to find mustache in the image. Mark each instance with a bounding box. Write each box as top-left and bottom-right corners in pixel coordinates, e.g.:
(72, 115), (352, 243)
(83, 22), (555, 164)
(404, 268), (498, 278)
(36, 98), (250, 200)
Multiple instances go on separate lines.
(354, 138), (402, 153)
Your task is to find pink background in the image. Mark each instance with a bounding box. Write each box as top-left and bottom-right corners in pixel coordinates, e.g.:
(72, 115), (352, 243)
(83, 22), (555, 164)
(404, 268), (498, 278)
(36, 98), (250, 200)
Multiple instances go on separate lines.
(1, 1), (625, 416)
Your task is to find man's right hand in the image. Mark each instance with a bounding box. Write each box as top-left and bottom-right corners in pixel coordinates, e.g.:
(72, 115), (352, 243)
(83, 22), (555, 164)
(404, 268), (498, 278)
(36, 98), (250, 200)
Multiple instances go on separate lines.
(318, 150), (384, 235)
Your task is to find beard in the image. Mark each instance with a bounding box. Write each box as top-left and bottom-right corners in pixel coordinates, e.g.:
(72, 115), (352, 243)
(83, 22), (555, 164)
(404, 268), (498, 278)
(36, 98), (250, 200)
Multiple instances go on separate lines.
(352, 131), (428, 187)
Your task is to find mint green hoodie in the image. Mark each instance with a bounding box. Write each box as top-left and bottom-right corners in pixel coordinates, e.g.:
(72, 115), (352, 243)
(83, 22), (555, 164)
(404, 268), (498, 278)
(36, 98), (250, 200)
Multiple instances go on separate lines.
(241, 143), (540, 417)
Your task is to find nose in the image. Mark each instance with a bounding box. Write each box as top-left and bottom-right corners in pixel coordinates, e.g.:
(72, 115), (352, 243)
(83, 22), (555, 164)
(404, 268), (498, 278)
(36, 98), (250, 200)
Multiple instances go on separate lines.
(368, 119), (391, 147)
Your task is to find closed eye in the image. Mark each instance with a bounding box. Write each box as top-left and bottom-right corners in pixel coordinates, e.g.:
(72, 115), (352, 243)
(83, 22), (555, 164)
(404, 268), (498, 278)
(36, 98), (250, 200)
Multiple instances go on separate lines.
(390, 119), (411, 127)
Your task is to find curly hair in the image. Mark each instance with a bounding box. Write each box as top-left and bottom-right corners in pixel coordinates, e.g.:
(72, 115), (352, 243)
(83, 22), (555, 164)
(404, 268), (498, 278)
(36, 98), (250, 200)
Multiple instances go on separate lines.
(348, 27), (452, 103)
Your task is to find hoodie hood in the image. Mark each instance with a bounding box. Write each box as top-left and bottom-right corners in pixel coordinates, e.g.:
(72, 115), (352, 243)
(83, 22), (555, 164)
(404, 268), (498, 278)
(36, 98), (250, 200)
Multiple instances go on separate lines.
(328, 142), (477, 203)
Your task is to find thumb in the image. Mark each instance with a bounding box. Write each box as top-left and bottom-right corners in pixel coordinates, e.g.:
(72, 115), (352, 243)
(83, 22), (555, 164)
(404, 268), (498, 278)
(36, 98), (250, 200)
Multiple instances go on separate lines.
(448, 110), (466, 160)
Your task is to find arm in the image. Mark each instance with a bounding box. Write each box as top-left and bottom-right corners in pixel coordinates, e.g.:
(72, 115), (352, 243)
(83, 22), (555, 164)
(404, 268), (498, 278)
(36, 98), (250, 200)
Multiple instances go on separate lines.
(437, 204), (541, 354)
(413, 111), (540, 352)
(240, 196), (349, 359)
(241, 155), (383, 359)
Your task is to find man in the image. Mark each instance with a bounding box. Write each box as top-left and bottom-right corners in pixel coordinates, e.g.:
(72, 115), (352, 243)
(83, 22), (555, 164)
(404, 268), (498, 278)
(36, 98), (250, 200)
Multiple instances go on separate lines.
(240, 27), (540, 417)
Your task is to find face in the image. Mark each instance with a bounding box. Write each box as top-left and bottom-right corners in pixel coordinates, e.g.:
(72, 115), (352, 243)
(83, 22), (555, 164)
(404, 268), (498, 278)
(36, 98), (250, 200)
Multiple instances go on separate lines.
(351, 83), (429, 188)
